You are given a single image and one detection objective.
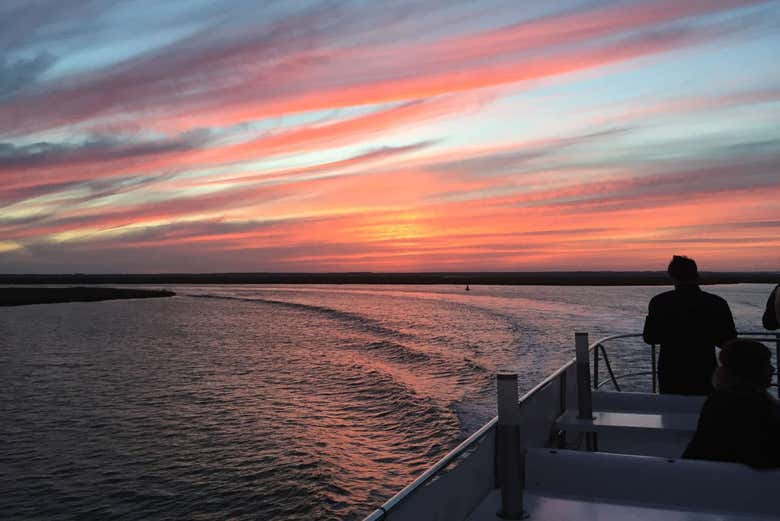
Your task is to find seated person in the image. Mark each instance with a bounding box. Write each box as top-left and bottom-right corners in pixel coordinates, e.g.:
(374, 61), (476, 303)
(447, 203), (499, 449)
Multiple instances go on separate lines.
(643, 255), (736, 395)
(763, 284), (779, 330)
(683, 339), (780, 469)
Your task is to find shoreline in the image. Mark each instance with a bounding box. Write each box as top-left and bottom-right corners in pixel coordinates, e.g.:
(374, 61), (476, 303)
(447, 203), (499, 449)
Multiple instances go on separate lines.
(1, 287), (176, 307)
(0, 272), (777, 286)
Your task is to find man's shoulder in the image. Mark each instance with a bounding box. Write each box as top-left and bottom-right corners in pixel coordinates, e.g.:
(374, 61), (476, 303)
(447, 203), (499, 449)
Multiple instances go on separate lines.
(650, 289), (677, 300)
(699, 290), (729, 307)
(649, 290), (676, 305)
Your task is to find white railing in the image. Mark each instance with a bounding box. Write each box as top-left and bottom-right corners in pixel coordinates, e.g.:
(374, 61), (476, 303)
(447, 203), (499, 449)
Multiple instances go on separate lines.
(592, 331), (780, 397)
(361, 417), (498, 521)
(362, 337), (587, 521)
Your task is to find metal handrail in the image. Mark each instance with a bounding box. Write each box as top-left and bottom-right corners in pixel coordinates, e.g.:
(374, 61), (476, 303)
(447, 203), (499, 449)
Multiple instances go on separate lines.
(362, 416), (498, 521)
(589, 333), (645, 392)
(591, 331), (780, 397)
(596, 370), (654, 390)
(362, 339), (594, 521)
(596, 342), (624, 392)
(362, 348), (591, 521)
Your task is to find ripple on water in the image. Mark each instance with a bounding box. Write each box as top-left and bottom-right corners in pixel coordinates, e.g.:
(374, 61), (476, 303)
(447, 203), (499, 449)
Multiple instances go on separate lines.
(0, 293), (485, 520)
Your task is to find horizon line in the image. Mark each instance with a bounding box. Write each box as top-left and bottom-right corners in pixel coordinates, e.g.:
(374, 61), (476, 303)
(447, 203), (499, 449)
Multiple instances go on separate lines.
(2, 270), (779, 275)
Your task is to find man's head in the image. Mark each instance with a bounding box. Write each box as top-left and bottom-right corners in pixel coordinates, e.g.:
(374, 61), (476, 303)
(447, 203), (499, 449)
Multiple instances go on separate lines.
(719, 339), (774, 389)
(668, 255), (698, 284)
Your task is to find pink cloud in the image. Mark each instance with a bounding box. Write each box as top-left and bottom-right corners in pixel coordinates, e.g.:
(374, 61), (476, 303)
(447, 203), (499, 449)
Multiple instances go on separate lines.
(0, 97), (455, 194)
(0, 0), (761, 136)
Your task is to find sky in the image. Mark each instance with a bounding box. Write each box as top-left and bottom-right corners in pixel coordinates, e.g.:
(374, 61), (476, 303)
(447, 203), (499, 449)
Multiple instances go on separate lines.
(1, 0), (779, 273)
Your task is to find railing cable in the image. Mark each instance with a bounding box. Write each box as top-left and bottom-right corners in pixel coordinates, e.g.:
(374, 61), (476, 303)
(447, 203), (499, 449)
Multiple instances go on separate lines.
(591, 331), (779, 395)
(597, 343), (621, 392)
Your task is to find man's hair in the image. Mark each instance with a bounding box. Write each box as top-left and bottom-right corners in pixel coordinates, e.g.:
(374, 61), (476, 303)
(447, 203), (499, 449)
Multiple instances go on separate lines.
(668, 255), (698, 283)
(719, 339), (772, 386)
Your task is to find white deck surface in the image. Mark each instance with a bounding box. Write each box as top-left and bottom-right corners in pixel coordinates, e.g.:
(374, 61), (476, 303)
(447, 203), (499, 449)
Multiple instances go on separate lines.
(466, 490), (780, 521)
(556, 409), (698, 434)
(593, 391), (705, 414)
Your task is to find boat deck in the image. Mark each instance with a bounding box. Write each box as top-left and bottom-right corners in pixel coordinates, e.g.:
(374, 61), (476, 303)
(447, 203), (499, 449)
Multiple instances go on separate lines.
(556, 409), (698, 433)
(558, 391), (703, 457)
(467, 490), (777, 521)
(470, 447), (780, 521)
(361, 331), (780, 521)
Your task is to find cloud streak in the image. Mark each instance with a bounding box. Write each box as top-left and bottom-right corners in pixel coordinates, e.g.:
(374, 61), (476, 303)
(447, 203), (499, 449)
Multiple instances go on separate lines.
(0, 0), (766, 135)
(1, 0), (779, 271)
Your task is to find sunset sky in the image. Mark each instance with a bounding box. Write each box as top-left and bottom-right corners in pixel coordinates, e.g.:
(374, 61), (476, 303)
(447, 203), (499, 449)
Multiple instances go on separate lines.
(1, 0), (779, 272)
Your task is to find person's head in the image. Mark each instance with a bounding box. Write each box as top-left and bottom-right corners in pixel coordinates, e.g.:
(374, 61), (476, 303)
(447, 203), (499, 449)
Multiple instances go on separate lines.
(718, 339), (774, 389)
(668, 255), (698, 285)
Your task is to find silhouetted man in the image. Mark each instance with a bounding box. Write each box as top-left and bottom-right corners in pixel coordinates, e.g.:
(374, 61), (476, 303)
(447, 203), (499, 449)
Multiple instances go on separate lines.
(643, 255), (736, 395)
(762, 284), (779, 330)
(683, 339), (780, 468)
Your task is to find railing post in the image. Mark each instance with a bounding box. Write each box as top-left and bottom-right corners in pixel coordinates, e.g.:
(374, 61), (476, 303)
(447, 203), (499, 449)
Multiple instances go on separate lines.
(576, 332), (593, 420)
(593, 344), (600, 389)
(496, 373), (525, 519)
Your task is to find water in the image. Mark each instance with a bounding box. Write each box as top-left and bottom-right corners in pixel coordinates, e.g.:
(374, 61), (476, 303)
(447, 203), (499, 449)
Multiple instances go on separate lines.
(1, 284), (774, 520)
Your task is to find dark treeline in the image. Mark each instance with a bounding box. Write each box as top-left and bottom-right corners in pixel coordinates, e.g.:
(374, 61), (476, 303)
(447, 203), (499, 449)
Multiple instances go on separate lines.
(1, 287), (175, 306)
(0, 272), (777, 286)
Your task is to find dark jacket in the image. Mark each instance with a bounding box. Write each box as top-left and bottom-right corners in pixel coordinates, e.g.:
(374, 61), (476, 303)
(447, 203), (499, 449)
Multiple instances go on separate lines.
(643, 285), (736, 395)
(763, 285), (779, 331)
(683, 386), (780, 469)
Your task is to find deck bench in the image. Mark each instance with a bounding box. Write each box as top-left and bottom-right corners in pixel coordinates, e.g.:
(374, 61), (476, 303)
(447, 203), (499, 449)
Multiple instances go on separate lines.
(523, 448), (780, 518)
(554, 391), (704, 456)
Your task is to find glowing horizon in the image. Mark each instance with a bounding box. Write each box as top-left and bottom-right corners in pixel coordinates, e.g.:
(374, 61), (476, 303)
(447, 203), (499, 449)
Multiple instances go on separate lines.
(1, 0), (779, 273)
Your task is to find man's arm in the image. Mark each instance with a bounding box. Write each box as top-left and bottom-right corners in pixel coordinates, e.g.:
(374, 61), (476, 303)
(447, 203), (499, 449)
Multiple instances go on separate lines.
(715, 299), (738, 347)
(763, 285), (779, 331)
(643, 298), (661, 344)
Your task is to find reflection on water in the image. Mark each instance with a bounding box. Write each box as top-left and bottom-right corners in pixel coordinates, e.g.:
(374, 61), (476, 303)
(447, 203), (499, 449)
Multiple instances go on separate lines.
(0, 284), (773, 520)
